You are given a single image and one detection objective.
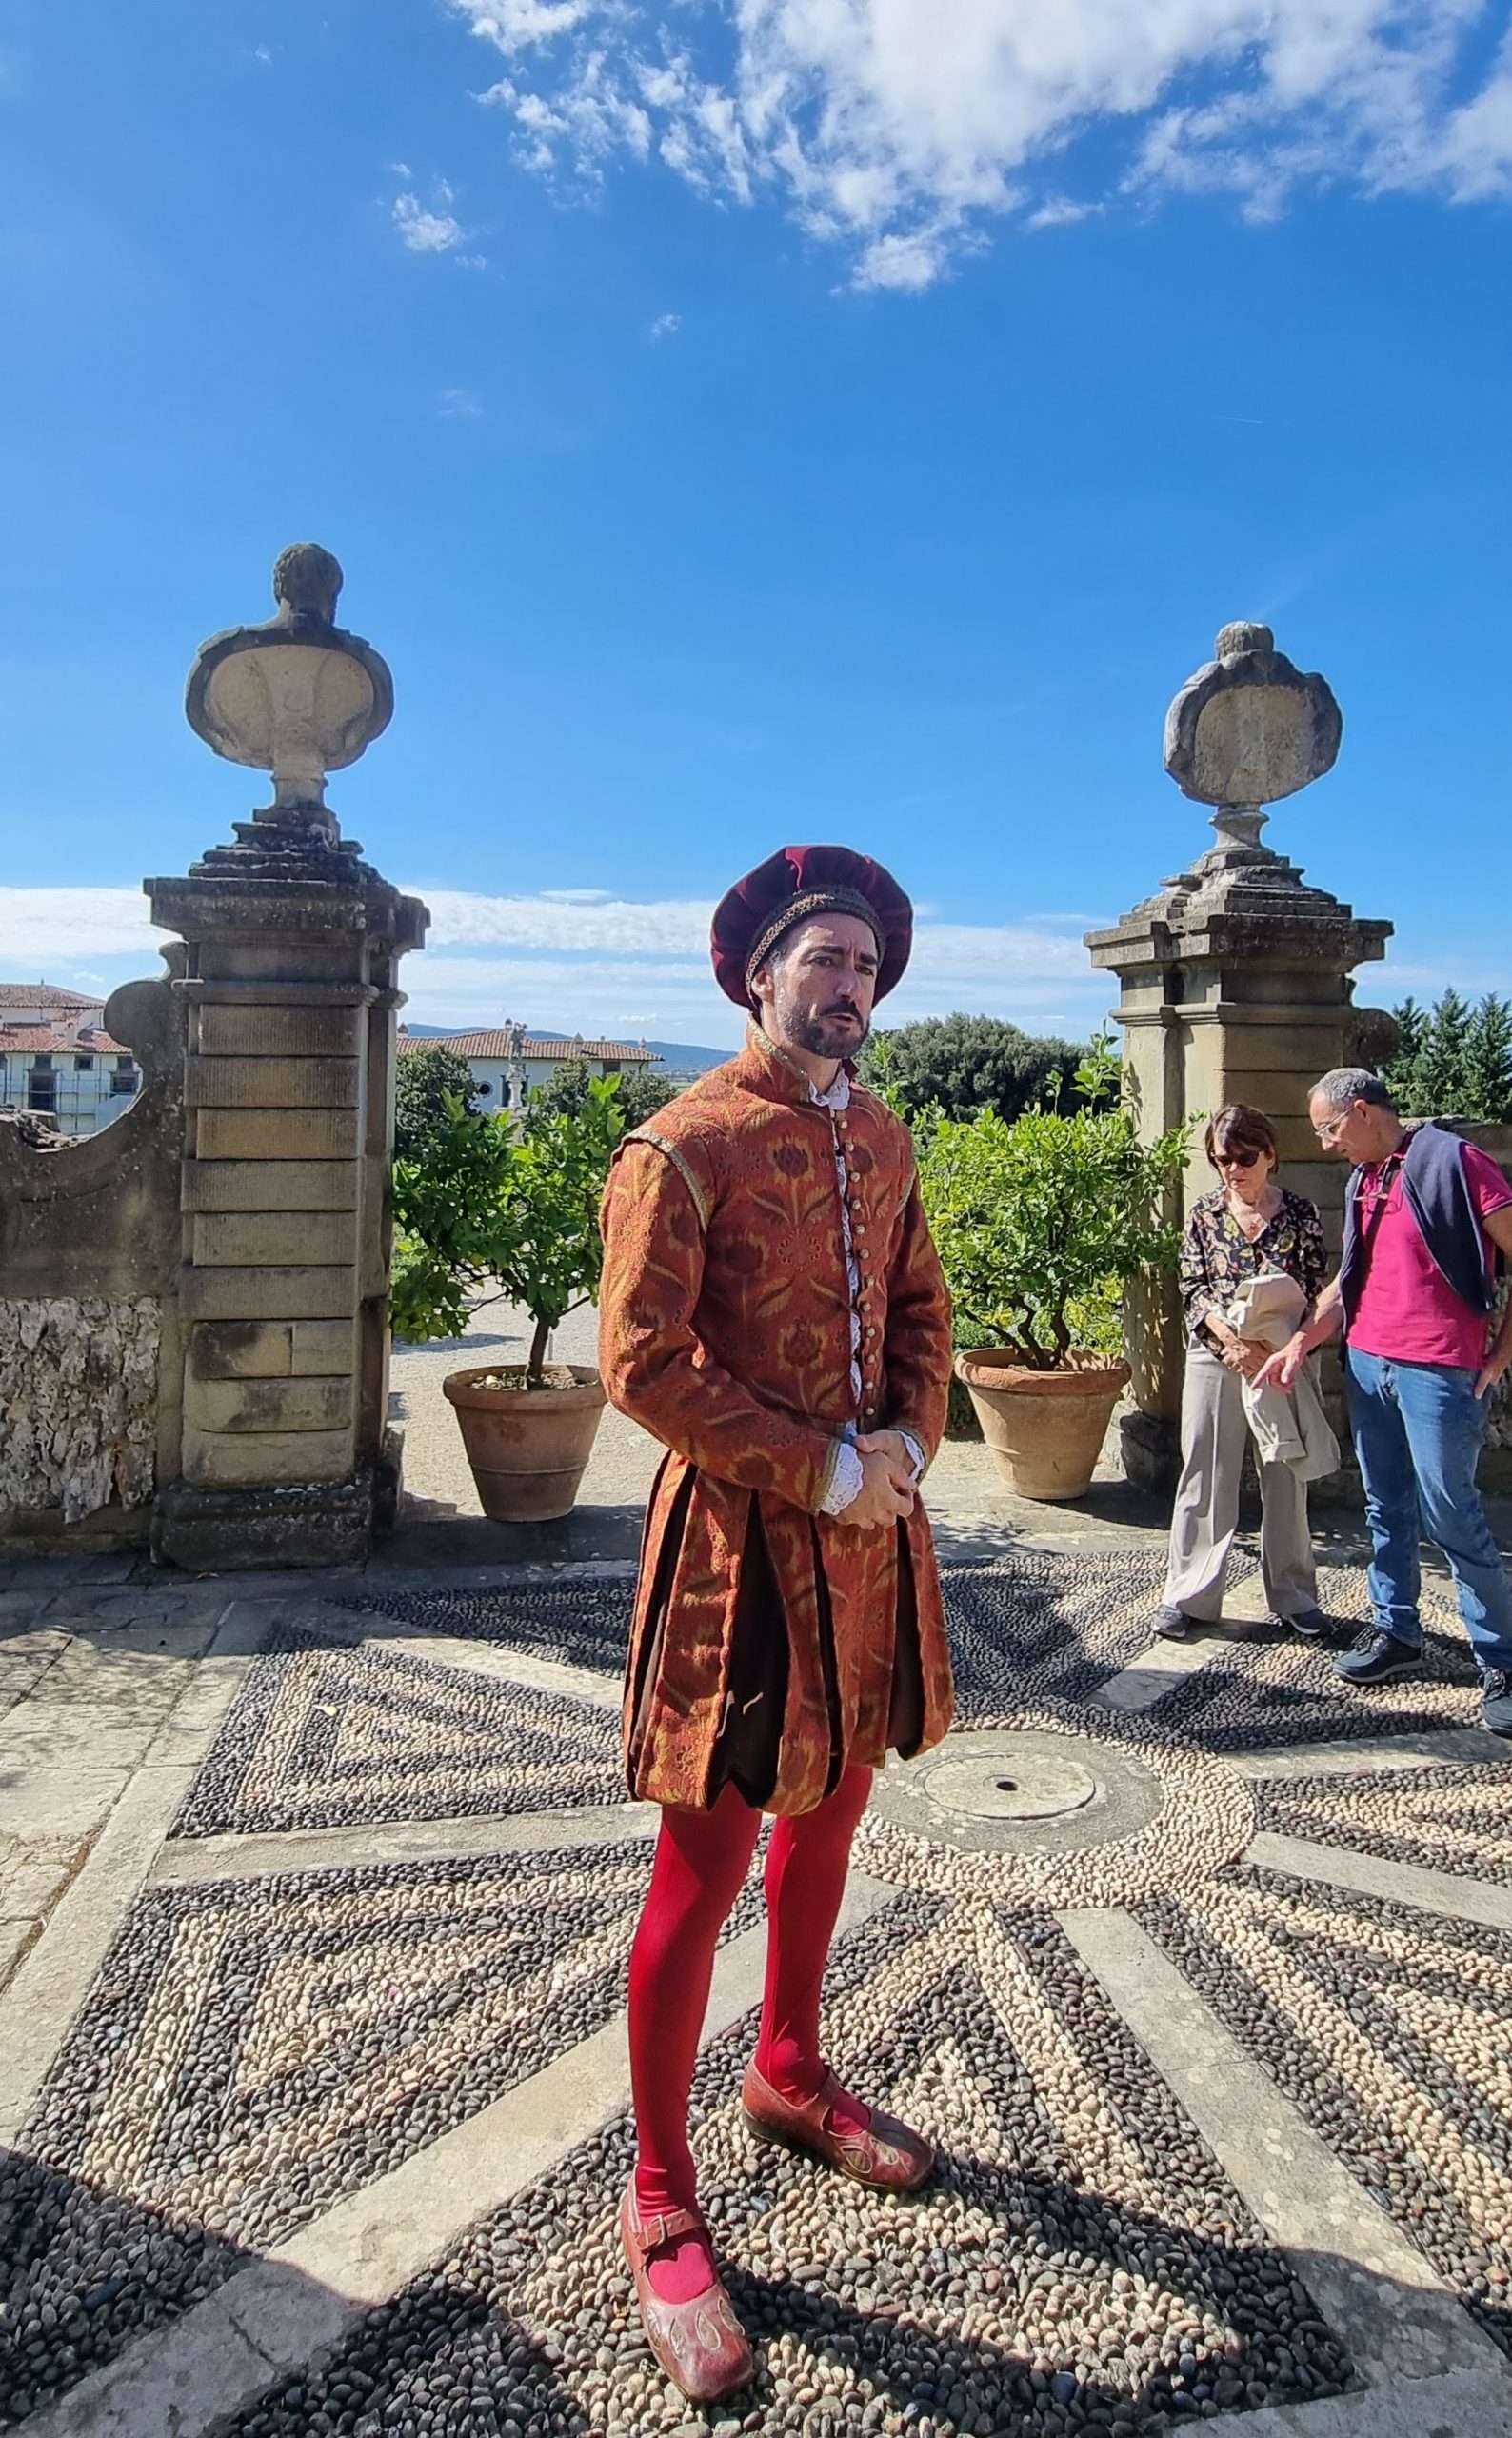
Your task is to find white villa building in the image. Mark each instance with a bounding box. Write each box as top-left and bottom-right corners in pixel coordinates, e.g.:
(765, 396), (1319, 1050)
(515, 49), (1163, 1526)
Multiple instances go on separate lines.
(0, 985), (141, 1136)
(395, 1024), (661, 1112)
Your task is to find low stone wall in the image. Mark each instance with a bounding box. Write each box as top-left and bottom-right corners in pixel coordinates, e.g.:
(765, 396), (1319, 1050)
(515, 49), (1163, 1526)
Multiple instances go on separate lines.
(0, 1298), (161, 1524)
(0, 975), (184, 1548)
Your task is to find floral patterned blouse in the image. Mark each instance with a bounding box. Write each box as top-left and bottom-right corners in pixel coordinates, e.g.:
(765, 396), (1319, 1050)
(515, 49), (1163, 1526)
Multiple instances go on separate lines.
(1180, 1187), (1327, 1351)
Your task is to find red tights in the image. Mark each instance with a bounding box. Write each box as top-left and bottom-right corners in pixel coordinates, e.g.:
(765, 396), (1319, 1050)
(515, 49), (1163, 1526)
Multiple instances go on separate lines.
(627, 1762), (873, 2301)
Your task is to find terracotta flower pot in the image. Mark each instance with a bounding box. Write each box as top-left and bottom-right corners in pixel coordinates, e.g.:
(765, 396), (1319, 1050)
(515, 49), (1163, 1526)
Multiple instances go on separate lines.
(442, 1362), (607, 1523)
(953, 1347), (1131, 1503)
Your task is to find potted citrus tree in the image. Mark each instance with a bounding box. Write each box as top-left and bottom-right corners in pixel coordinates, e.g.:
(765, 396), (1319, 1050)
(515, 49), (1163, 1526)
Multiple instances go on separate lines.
(918, 1039), (1189, 1500)
(390, 1079), (626, 1521)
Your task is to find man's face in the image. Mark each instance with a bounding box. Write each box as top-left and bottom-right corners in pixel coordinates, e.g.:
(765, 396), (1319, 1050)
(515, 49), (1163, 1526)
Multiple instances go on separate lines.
(1309, 1090), (1380, 1163)
(753, 912), (881, 1063)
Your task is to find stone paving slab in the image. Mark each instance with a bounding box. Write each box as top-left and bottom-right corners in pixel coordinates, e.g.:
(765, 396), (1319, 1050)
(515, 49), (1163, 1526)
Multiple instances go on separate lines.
(1062, 1908), (1496, 2385)
(1138, 1868), (1512, 2361)
(1243, 1829), (1512, 1930)
(1250, 1754), (1512, 1882)
(1206, 2365), (1512, 2436)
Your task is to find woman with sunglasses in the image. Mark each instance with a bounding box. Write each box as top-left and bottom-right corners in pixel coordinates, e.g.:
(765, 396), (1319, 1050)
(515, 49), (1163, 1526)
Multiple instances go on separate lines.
(1154, 1104), (1331, 1642)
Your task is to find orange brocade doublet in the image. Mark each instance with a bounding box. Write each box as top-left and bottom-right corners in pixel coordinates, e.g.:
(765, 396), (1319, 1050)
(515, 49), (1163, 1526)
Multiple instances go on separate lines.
(598, 1024), (955, 1815)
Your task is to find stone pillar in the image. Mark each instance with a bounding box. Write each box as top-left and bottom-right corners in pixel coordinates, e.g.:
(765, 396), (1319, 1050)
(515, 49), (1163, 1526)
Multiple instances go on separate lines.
(1086, 622), (1391, 1494)
(148, 545), (428, 1569)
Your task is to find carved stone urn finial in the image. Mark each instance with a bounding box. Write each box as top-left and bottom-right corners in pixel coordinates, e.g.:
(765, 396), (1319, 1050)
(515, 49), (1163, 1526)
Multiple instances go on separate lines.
(1164, 621), (1342, 862)
(185, 543), (394, 844)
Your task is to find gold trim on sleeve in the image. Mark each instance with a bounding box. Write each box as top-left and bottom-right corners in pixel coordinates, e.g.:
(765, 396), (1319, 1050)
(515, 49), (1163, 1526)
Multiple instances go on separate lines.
(628, 1129), (710, 1232)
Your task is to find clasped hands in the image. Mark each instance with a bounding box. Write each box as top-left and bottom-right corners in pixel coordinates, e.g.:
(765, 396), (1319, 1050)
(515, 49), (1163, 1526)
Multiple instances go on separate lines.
(1219, 1334), (1270, 1383)
(847, 1429), (919, 1529)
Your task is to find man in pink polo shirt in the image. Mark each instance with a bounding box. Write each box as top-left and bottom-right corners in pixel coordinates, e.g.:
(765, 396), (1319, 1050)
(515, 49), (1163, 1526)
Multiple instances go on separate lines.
(1261, 1068), (1512, 1736)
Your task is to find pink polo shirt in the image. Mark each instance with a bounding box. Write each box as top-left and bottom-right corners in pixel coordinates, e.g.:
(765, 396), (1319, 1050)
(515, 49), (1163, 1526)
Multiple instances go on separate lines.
(1349, 1141), (1512, 1370)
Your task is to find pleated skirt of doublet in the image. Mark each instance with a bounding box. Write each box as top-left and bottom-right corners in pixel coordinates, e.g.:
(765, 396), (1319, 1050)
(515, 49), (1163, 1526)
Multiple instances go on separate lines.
(623, 1452), (951, 1817)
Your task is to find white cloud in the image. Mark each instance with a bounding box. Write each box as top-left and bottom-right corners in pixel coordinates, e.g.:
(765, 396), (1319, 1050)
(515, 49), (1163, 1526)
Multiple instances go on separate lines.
(459, 0), (598, 52)
(1026, 197), (1100, 231)
(0, 884), (1115, 1034)
(437, 386), (485, 417)
(394, 887), (1116, 1039)
(0, 888), (159, 962)
(447, 0), (1512, 285)
(648, 310), (682, 339)
(413, 889), (715, 955)
(392, 190), (467, 253)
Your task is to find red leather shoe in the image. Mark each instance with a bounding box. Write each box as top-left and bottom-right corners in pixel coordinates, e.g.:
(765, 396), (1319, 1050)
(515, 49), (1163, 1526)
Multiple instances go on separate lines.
(741, 2062), (934, 2190)
(618, 2182), (753, 2404)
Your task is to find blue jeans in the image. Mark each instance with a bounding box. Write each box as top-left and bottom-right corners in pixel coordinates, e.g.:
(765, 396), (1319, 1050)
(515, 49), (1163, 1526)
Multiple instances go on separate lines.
(1344, 1348), (1512, 1672)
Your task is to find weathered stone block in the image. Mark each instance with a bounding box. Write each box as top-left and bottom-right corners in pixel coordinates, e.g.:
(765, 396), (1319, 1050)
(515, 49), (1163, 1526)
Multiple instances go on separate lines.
(186, 1374), (353, 1434)
(186, 1056), (359, 1110)
(183, 1425), (353, 1488)
(151, 1473), (379, 1569)
(182, 1160), (358, 1213)
(1210, 1071), (1319, 1117)
(0, 1299), (160, 1525)
(189, 1321), (295, 1380)
(181, 1267), (356, 1321)
(196, 1108), (358, 1160)
(192, 1210), (353, 1268)
(197, 1004), (359, 1059)
(1215, 1024), (1349, 1076)
(291, 1319), (354, 1373)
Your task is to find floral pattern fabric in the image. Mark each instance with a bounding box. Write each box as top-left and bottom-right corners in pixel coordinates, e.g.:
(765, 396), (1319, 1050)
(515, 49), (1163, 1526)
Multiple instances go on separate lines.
(1179, 1186), (1327, 1351)
(597, 1023), (955, 1816)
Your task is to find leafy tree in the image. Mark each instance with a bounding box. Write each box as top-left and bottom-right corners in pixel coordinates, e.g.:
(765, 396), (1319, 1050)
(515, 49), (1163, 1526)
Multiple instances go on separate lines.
(522, 1059), (679, 1134)
(916, 1036), (1189, 1369)
(393, 1043), (478, 1162)
(859, 1014), (1100, 1126)
(1464, 995), (1512, 1121)
(1383, 990), (1512, 1121)
(1420, 988), (1474, 1114)
(390, 1096), (513, 1345)
(391, 1080), (627, 1383)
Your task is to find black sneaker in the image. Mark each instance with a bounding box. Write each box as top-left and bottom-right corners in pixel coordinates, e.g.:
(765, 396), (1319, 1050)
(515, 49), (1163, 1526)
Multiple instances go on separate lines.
(1334, 1626), (1422, 1688)
(1482, 1668), (1512, 1739)
(1281, 1606), (1331, 1643)
(1151, 1604), (1189, 1641)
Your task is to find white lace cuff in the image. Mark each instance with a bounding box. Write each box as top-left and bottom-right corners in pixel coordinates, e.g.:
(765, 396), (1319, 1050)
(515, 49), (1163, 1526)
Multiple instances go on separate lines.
(821, 1439), (865, 1514)
(897, 1429), (925, 1484)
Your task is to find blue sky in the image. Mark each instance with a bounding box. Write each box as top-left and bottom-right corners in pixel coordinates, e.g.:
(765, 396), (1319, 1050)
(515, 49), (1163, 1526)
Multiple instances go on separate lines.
(1, 0), (1508, 1049)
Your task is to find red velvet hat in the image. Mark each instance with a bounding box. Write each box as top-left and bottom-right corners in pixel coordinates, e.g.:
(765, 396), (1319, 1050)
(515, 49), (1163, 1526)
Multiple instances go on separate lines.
(710, 845), (913, 1010)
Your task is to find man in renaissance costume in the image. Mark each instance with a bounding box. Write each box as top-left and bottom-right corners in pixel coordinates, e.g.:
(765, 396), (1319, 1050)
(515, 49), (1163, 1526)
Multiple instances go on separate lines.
(597, 844), (955, 2402)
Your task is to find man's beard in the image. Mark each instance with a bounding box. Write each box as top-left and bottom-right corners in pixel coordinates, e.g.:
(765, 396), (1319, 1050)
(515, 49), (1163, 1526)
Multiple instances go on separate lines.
(786, 1000), (871, 1060)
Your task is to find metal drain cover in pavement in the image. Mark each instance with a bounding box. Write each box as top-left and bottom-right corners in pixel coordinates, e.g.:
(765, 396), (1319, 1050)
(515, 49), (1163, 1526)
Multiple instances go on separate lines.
(925, 1743), (1099, 1821)
(872, 1727), (1164, 1856)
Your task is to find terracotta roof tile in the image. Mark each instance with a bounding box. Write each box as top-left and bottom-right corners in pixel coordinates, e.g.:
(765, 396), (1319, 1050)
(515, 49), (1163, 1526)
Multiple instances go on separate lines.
(0, 984), (104, 1009)
(396, 1031), (659, 1063)
(0, 1023), (130, 1054)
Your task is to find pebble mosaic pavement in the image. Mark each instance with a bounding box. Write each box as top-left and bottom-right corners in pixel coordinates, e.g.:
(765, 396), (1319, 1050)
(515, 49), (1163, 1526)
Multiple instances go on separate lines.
(4, 1546), (1512, 2438)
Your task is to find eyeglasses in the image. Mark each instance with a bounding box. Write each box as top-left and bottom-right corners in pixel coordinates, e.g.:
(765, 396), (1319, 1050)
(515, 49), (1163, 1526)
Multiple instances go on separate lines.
(1313, 1113), (1350, 1144)
(1215, 1148), (1263, 1170)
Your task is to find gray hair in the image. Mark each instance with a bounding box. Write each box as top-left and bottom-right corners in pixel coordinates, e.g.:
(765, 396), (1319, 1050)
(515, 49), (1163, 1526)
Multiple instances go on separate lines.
(1311, 1066), (1397, 1113)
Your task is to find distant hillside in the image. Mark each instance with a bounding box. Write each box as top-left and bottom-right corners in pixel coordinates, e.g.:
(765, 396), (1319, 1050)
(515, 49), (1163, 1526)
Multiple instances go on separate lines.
(644, 1040), (729, 1073)
(399, 1025), (730, 1073)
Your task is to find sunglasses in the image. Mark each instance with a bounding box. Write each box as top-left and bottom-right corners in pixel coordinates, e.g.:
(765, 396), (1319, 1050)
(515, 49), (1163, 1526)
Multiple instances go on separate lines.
(1215, 1148), (1263, 1170)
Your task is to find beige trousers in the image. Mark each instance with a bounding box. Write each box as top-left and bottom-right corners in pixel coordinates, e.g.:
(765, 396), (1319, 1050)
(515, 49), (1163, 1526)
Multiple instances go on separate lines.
(1164, 1341), (1318, 1622)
